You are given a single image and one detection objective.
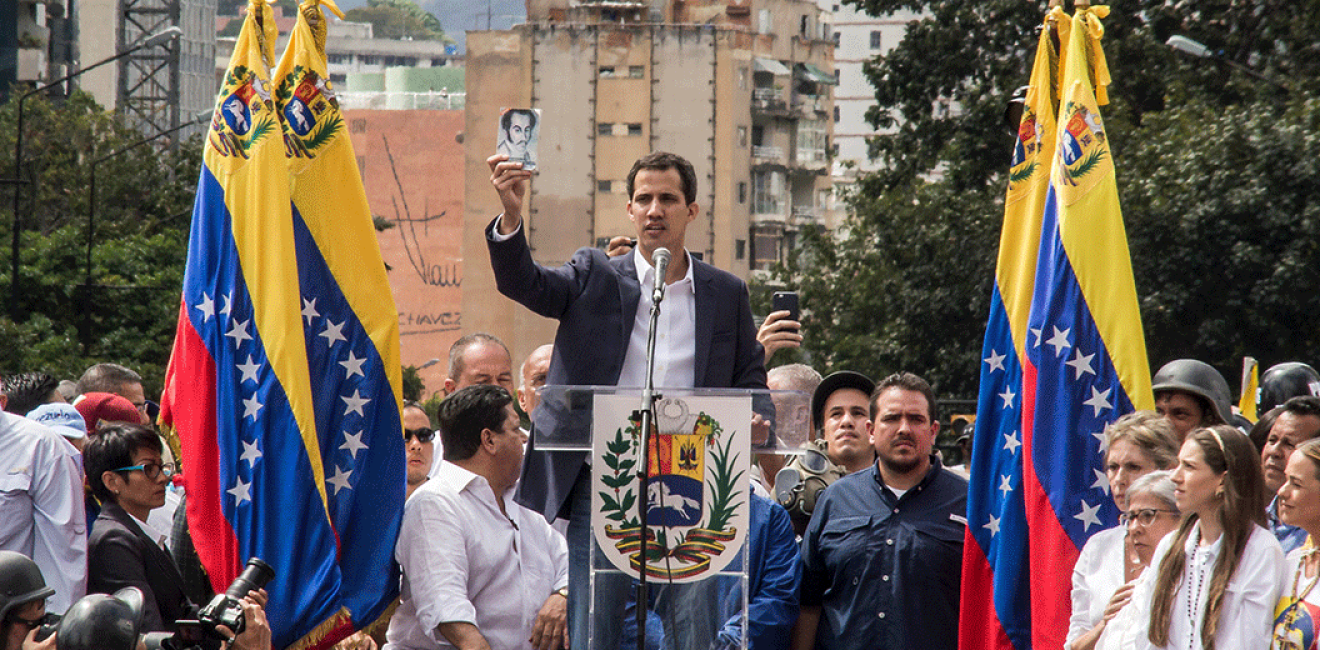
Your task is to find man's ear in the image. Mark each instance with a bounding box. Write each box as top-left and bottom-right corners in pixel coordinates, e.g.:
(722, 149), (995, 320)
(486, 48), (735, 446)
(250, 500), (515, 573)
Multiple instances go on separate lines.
(480, 428), (499, 454)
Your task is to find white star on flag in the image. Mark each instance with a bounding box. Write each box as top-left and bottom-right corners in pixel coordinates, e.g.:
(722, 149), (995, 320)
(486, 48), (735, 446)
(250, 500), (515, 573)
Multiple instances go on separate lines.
(340, 431), (368, 459)
(237, 356), (261, 384)
(342, 390), (371, 417)
(225, 319), (252, 347)
(1092, 430), (1110, 455)
(1003, 431), (1022, 455)
(320, 320), (347, 347)
(1091, 468), (1110, 493)
(240, 439), (262, 467)
(1046, 326), (1072, 358)
(999, 474), (1013, 496)
(219, 293), (232, 316)
(1030, 327), (1042, 348)
(1074, 499), (1103, 532)
(302, 297), (320, 324)
(227, 477), (251, 504)
(999, 388), (1016, 409)
(984, 513), (1001, 537)
(340, 351), (366, 379)
(242, 395), (264, 421)
(195, 293), (215, 322)
(1083, 386), (1113, 417)
(984, 350), (1006, 374)
(327, 466), (353, 495)
(1065, 349), (1097, 380)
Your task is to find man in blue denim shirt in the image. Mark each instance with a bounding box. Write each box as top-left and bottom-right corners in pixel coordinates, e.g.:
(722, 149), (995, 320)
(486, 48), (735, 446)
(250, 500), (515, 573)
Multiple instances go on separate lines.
(794, 372), (967, 650)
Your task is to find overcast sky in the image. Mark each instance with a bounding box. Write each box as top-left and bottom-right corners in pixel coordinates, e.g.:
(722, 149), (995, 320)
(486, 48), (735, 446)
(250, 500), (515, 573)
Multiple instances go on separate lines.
(334, 0), (526, 51)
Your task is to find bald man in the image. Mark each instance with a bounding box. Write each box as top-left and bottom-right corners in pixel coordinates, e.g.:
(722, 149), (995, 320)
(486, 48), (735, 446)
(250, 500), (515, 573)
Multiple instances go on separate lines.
(518, 344), (554, 416)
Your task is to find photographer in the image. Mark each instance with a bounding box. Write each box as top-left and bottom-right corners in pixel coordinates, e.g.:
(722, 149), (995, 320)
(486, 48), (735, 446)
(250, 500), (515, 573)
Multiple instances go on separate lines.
(1, 551), (57, 650)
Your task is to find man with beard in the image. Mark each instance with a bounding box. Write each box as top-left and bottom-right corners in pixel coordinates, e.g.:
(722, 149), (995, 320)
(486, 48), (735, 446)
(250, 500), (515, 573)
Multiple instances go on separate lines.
(794, 372), (967, 650)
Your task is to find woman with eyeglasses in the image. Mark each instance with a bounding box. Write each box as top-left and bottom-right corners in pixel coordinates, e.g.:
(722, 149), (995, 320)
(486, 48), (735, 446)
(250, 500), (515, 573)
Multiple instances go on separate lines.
(1133, 425), (1285, 650)
(1069, 412), (1180, 650)
(1091, 471), (1181, 650)
(84, 422), (190, 633)
(1271, 437), (1320, 649)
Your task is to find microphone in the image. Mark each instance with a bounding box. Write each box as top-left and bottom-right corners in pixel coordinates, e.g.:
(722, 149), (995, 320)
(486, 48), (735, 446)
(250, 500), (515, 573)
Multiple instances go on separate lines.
(651, 247), (672, 304)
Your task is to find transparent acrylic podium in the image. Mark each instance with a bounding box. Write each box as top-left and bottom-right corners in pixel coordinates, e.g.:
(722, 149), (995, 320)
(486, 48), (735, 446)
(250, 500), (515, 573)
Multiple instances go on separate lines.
(535, 386), (810, 650)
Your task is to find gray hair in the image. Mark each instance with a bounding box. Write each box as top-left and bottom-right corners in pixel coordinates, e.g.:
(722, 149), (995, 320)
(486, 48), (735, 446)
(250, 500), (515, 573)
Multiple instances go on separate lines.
(768, 364), (822, 393)
(1126, 470), (1178, 512)
(447, 333), (511, 381)
(76, 363), (142, 396)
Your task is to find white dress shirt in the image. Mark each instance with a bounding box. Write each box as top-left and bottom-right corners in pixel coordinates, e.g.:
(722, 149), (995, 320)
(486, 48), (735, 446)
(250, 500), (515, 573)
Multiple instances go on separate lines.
(0, 411), (88, 612)
(385, 461), (568, 650)
(487, 220), (698, 389)
(615, 247), (696, 390)
(1132, 522), (1284, 650)
(1096, 567), (1151, 650)
(1067, 526), (1128, 647)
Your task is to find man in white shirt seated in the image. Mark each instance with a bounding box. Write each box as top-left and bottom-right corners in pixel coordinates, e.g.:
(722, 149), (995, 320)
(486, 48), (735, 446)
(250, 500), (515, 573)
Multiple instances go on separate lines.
(386, 385), (568, 650)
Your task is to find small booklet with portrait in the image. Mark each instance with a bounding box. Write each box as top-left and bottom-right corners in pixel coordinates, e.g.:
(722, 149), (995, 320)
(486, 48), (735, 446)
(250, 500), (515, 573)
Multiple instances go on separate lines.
(497, 107), (540, 170)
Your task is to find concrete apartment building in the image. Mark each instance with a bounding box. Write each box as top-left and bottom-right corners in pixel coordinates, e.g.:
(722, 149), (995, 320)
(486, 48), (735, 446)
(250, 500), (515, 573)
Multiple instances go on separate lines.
(462, 0), (837, 363)
(817, 1), (920, 190)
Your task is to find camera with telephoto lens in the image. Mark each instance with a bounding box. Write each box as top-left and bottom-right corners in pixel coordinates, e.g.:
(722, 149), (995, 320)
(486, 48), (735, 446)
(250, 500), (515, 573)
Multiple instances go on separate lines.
(142, 558), (274, 650)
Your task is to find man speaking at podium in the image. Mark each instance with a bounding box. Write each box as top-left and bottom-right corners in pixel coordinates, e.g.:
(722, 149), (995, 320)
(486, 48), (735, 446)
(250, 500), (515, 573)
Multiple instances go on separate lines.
(486, 151), (768, 648)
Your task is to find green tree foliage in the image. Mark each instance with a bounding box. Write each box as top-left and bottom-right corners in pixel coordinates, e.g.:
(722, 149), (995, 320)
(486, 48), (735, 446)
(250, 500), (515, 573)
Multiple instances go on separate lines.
(343, 0), (453, 43)
(771, 0), (1320, 397)
(0, 91), (198, 396)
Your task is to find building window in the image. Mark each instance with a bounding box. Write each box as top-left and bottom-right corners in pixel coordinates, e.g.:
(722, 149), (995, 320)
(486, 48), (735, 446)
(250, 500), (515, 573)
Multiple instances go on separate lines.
(598, 180), (612, 193)
(600, 66), (616, 78)
(800, 16), (810, 37)
(735, 239), (746, 260)
(833, 105), (840, 122)
(870, 30), (882, 49)
(738, 182), (747, 204)
(361, 55), (379, 65)
(738, 126), (748, 148)
(627, 123), (643, 136)
(797, 119), (827, 164)
(752, 230), (781, 270)
(598, 122), (614, 136)
(739, 66), (748, 90)
(753, 171), (784, 215)
(751, 125), (764, 147)
(758, 9), (771, 34)
(833, 31), (841, 46)
(629, 65), (645, 78)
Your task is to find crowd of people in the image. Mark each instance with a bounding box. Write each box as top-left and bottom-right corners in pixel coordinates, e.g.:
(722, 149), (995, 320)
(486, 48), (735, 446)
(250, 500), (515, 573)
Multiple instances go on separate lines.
(6, 148), (1320, 650)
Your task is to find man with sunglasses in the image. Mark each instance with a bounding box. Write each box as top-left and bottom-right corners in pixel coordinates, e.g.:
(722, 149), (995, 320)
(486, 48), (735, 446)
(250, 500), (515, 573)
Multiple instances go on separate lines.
(403, 403), (436, 500)
(0, 551), (57, 650)
(0, 382), (86, 615)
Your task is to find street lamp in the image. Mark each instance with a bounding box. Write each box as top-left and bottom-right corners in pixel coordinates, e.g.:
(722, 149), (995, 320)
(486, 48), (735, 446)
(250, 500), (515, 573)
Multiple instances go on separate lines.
(1165, 35), (1290, 92)
(7, 25), (182, 319)
(80, 108), (208, 352)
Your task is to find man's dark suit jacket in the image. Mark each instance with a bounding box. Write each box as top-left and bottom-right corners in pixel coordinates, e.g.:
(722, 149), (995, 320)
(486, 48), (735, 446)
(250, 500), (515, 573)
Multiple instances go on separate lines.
(88, 501), (195, 632)
(488, 218), (768, 521)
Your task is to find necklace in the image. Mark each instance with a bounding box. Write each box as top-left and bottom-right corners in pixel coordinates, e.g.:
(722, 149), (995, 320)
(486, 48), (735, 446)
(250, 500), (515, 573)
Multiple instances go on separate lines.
(1185, 528), (1206, 650)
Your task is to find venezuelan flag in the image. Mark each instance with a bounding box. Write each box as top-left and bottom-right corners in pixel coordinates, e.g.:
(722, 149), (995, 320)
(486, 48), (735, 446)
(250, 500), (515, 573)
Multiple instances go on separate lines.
(1020, 7), (1153, 650)
(160, 1), (404, 647)
(960, 10), (1061, 650)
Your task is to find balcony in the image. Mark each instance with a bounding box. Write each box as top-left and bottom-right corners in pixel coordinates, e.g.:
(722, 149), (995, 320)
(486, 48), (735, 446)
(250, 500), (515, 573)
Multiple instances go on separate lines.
(791, 206), (822, 222)
(751, 145), (784, 164)
(752, 86), (787, 114)
(338, 91), (466, 111)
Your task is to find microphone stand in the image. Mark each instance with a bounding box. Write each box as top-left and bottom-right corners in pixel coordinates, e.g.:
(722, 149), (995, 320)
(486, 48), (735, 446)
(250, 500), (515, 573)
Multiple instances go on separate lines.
(634, 249), (669, 650)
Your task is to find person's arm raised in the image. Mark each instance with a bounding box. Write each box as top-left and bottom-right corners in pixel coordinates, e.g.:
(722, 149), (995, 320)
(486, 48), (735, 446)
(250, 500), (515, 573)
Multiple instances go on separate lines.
(487, 154), (533, 235)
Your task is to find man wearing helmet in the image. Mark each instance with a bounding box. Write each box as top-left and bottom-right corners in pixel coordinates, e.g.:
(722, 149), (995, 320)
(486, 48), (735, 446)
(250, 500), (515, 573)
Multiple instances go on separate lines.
(1150, 359), (1232, 439)
(0, 551), (56, 650)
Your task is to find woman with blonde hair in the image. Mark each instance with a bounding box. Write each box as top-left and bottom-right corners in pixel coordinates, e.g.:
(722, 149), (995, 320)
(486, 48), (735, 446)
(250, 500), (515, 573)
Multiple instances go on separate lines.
(1069, 412), (1180, 650)
(1134, 425), (1286, 650)
(1271, 437), (1320, 649)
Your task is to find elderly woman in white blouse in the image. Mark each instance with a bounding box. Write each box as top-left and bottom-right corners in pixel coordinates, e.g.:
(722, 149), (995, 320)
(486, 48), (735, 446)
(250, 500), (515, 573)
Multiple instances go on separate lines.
(1068, 412), (1180, 650)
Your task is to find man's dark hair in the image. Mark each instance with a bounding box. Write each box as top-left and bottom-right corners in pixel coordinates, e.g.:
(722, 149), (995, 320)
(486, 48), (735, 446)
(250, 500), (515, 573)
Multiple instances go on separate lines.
(1, 372), (59, 415)
(438, 385), (513, 462)
(500, 108), (538, 133)
(871, 372), (938, 423)
(1280, 396), (1320, 419)
(76, 363), (142, 396)
(447, 333), (511, 382)
(85, 422), (163, 502)
(626, 152), (698, 205)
